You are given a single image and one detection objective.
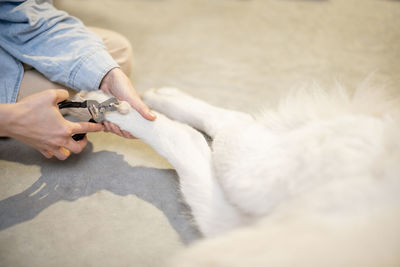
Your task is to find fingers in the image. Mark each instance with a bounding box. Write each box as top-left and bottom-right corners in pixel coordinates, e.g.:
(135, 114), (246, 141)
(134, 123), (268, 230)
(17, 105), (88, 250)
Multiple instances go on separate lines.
(70, 121), (104, 134)
(39, 149), (53, 159)
(41, 147), (70, 160)
(122, 130), (135, 139)
(39, 135), (88, 161)
(103, 121), (136, 139)
(104, 121), (123, 136)
(52, 147), (70, 160)
(40, 121), (101, 160)
(106, 121), (123, 136)
(65, 136), (88, 154)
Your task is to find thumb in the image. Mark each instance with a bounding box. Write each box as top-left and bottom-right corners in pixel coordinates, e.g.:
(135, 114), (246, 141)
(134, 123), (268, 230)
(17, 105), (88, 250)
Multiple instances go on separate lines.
(128, 94), (156, 121)
(53, 89), (70, 104)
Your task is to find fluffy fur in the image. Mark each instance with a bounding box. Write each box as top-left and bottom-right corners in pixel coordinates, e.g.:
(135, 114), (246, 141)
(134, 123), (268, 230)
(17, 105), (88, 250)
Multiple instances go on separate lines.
(74, 83), (400, 266)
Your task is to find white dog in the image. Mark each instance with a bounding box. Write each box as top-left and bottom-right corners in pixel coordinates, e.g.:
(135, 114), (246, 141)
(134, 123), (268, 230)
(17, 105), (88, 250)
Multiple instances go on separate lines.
(75, 82), (400, 266)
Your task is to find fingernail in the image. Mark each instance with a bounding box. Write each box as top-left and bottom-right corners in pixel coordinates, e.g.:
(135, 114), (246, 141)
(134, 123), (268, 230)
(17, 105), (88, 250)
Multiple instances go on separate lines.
(149, 110), (157, 119)
(60, 147), (71, 157)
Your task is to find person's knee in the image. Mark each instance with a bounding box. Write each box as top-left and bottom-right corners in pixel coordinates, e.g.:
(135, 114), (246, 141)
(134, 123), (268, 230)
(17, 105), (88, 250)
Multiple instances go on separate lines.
(108, 31), (133, 76)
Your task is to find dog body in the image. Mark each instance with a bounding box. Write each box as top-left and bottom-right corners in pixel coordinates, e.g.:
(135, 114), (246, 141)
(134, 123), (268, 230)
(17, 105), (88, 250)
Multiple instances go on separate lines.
(77, 84), (400, 266)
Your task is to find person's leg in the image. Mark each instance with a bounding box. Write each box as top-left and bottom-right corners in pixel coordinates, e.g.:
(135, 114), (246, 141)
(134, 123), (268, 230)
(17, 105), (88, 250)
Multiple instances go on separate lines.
(89, 27), (133, 76)
(17, 67), (72, 101)
(17, 27), (133, 101)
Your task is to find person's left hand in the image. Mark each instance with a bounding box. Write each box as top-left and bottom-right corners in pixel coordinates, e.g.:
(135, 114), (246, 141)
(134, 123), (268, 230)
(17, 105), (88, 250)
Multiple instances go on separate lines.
(99, 67), (156, 138)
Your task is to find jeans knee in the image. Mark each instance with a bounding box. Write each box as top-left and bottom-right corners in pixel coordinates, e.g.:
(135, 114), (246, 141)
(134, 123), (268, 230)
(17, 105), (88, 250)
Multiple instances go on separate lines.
(108, 31), (133, 76)
(90, 27), (133, 76)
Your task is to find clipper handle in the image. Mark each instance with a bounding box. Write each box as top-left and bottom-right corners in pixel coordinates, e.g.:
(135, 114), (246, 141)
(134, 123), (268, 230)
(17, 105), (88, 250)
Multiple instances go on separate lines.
(58, 100), (94, 141)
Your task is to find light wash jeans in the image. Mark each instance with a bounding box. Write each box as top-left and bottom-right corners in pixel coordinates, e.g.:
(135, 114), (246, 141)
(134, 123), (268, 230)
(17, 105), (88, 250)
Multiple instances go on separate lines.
(0, 0), (121, 103)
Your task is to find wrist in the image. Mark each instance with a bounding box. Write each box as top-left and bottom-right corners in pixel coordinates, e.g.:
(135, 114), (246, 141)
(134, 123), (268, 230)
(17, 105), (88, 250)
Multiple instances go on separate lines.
(99, 67), (120, 93)
(0, 103), (19, 137)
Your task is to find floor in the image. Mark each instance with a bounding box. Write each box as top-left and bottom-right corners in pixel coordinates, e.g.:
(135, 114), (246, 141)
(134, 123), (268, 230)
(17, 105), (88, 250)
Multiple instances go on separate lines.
(1, 0), (399, 266)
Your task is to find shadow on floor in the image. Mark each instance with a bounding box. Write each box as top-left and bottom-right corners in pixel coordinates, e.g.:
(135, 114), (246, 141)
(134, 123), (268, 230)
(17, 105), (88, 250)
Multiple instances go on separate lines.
(0, 139), (201, 244)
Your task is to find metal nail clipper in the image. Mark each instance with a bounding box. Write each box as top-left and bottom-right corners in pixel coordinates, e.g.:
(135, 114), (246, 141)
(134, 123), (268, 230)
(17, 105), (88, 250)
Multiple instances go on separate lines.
(58, 97), (120, 141)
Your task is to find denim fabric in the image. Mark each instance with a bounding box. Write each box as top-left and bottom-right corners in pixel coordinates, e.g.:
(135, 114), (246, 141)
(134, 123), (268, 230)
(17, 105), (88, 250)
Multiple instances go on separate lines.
(0, 0), (119, 103)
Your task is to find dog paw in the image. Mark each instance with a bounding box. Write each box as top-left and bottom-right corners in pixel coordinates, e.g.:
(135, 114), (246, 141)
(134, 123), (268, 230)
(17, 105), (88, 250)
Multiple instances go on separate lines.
(141, 87), (200, 122)
(116, 101), (130, 114)
(153, 87), (183, 96)
(142, 87), (183, 109)
(156, 87), (180, 95)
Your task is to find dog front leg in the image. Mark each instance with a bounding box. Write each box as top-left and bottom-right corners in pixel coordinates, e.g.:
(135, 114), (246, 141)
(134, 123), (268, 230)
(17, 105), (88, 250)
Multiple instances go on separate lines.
(106, 109), (243, 237)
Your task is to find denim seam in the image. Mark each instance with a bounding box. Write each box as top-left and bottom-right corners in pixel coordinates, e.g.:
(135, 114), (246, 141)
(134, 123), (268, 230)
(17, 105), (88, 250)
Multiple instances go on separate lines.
(11, 60), (23, 103)
(94, 64), (118, 91)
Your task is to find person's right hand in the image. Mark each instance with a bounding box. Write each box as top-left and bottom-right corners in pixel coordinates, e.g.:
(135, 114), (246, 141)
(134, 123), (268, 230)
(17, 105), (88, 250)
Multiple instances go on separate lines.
(1, 89), (104, 160)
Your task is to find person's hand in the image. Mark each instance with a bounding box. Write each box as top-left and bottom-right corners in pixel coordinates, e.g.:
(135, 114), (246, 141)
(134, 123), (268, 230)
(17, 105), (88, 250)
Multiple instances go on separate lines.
(99, 68), (156, 138)
(0, 89), (104, 160)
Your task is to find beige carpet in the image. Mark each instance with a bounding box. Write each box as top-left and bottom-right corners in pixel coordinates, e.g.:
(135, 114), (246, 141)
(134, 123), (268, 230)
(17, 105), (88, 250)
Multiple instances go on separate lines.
(1, 0), (399, 266)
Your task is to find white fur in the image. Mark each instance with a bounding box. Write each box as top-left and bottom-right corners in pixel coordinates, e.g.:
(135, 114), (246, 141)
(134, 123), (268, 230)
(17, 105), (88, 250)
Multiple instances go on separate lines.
(74, 83), (400, 266)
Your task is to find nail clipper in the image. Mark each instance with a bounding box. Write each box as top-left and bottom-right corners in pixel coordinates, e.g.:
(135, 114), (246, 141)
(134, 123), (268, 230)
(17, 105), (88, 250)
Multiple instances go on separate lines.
(58, 97), (120, 140)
